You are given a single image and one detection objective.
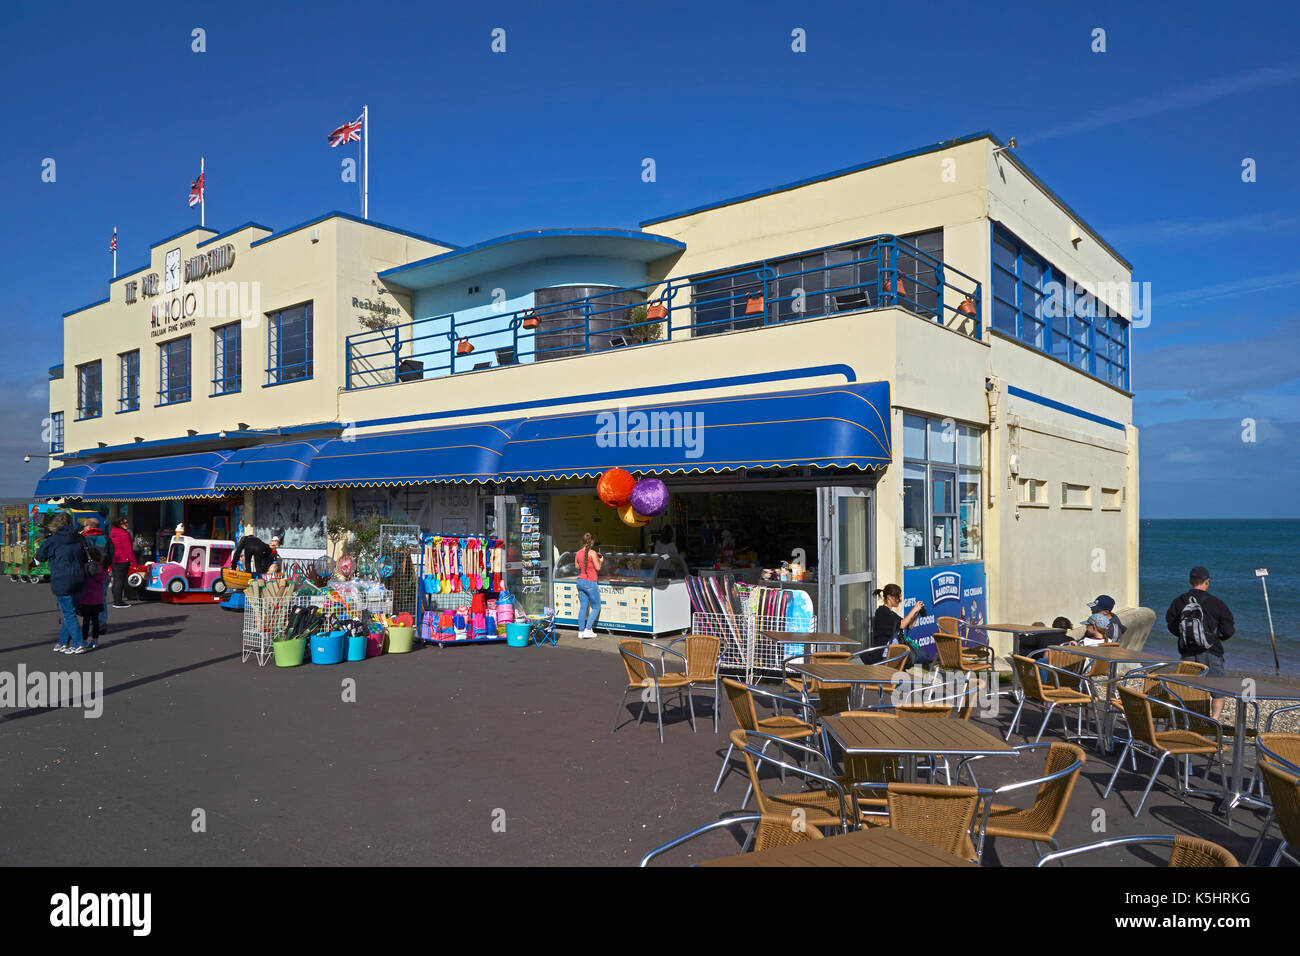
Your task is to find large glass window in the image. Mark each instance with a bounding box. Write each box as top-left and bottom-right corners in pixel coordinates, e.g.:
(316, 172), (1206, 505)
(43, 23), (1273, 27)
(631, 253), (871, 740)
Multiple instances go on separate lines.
(49, 411), (64, 454)
(902, 415), (982, 567)
(267, 302), (313, 384)
(158, 337), (191, 405)
(76, 361), (101, 419)
(992, 226), (1129, 390)
(693, 230), (943, 335)
(213, 323), (241, 395)
(119, 350), (139, 413)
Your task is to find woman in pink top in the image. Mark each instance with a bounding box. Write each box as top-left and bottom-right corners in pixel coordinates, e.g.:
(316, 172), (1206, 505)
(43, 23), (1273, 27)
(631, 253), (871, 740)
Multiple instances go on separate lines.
(574, 533), (603, 639)
(109, 517), (136, 608)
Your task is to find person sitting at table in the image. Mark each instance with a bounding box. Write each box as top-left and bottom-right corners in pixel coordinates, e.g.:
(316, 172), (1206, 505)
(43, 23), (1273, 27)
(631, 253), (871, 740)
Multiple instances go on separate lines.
(872, 584), (925, 668)
(1071, 613), (1112, 647)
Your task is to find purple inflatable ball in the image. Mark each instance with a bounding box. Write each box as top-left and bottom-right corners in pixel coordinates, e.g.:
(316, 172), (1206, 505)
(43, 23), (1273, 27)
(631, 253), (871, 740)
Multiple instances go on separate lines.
(629, 478), (669, 517)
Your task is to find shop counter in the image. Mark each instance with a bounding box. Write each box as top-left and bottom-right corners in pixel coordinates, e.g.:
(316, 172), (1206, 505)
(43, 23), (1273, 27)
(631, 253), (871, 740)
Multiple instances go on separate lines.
(554, 552), (690, 636)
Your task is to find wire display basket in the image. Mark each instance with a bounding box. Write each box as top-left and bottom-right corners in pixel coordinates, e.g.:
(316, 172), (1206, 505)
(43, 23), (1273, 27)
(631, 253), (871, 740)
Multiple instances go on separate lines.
(296, 586), (394, 621)
(241, 579), (299, 666)
(690, 610), (820, 683)
(378, 524), (422, 619)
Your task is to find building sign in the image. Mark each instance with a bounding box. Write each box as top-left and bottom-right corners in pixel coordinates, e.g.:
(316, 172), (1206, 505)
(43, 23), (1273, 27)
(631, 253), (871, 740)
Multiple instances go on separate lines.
(151, 293), (200, 338)
(352, 296), (400, 321)
(185, 243), (236, 282)
(125, 281), (137, 304)
(901, 562), (988, 662)
(140, 273), (160, 297)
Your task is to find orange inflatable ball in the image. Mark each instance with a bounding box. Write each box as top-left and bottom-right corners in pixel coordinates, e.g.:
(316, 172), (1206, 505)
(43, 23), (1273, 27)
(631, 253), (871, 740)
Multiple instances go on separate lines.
(597, 467), (636, 507)
(618, 503), (651, 527)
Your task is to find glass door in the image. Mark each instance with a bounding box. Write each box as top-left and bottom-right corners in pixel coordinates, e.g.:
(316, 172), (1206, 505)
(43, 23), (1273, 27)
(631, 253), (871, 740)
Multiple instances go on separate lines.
(817, 486), (874, 645)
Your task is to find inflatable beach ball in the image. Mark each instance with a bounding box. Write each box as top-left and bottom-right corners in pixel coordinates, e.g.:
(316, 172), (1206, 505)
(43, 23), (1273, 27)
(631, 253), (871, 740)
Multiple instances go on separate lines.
(597, 467), (636, 507)
(618, 503), (651, 527)
(629, 478), (669, 517)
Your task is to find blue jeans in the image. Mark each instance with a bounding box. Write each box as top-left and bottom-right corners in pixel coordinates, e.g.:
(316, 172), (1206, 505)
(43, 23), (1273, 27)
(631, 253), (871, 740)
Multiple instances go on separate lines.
(98, 579), (109, 627)
(576, 579), (601, 631)
(55, 593), (82, 648)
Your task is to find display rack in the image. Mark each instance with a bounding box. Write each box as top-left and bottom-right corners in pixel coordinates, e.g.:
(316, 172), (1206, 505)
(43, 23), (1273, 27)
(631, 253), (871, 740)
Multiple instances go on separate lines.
(690, 610), (819, 683)
(241, 579), (299, 666)
(415, 531), (509, 646)
(378, 524), (422, 619)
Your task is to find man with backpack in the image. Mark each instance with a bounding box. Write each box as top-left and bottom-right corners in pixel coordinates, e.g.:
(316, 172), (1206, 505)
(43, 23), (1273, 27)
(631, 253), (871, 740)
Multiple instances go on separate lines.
(1165, 565), (1234, 720)
(79, 517), (114, 633)
(34, 513), (89, 653)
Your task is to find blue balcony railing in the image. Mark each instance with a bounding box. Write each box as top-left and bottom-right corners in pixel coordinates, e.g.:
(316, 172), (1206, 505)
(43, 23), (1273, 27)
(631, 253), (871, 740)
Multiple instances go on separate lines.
(345, 234), (982, 390)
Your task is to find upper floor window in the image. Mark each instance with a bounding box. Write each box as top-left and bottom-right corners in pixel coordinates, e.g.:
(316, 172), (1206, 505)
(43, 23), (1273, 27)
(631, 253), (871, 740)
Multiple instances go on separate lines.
(694, 230), (944, 335)
(49, 411), (64, 454)
(213, 323), (241, 396)
(992, 226), (1129, 390)
(902, 413), (982, 568)
(268, 302), (313, 385)
(158, 336), (191, 405)
(119, 350), (139, 413)
(76, 361), (102, 420)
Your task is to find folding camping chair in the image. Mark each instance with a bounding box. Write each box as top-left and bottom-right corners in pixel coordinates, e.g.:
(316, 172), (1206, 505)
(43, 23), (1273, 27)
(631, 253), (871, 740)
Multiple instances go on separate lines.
(529, 607), (557, 646)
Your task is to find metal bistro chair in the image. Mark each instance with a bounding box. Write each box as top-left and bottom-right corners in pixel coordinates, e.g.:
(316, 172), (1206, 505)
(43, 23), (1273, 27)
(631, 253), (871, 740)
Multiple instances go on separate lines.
(638, 811), (824, 866)
(611, 639), (695, 744)
(669, 634), (722, 733)
(782, 650), (852, 713)
(738, 732), (856, 834)
(1006, 655), (1098, 744)
(968, 742), (1086, 862)
(932, 631), (994, 687)
(1035, 835), (1239, 867)
(714, 678), (817, 794)
(1255, 759), (1300, 867)
(882, 781), (982, 862)
(1245, 734), (1300, 866)
(851, 643), (912, 669)
(1102, 685), (1225, 817)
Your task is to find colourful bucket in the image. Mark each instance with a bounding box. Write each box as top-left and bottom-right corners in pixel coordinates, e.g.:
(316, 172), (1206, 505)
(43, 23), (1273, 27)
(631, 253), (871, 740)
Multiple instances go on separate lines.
(506, 622), (530, 647)
(273, 636), (306, 667)
(346, 634), (368, 662)
(387, 626), (415, 654)
(311, 631), (347, 665)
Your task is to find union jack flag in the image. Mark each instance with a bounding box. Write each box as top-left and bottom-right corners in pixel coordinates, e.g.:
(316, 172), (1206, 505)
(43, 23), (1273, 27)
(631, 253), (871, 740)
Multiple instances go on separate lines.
(188, 172), (204, 208)
(328, 115), (364, 148)
(109, 231), (117, 252)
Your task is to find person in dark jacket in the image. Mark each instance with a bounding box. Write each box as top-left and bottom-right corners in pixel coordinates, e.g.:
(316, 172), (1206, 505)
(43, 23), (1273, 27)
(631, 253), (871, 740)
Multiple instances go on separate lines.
(232, 535), (276, 576)
(872, 583), (925, 668)
(1166, 565), (1234, 720)
(34, 513), (88, 653)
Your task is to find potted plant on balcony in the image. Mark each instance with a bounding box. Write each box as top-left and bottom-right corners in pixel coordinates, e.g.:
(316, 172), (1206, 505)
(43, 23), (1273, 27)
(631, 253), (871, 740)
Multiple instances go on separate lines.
(624, 305), (665, 344)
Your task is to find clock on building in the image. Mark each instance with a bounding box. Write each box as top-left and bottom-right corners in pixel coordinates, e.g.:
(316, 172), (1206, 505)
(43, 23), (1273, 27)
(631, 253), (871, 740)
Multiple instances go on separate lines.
(165, 248), (181, 293)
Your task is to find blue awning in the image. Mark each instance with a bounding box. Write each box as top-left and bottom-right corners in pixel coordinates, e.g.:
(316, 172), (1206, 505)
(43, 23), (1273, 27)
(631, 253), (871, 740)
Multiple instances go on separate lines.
(77, 451), (232, 502)
(497, 381), (892, 480)
(33, 461), (101, 499)
(306, 420), (525, 487)
(215, 441), (323, 490)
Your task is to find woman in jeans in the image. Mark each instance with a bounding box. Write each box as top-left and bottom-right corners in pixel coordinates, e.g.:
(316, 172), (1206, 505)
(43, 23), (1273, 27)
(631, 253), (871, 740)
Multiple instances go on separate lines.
(574, 533), (603, 639)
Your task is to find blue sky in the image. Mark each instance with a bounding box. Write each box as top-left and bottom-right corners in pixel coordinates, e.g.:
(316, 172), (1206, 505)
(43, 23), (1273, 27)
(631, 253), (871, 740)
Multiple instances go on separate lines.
(1, 0), (1297, 515)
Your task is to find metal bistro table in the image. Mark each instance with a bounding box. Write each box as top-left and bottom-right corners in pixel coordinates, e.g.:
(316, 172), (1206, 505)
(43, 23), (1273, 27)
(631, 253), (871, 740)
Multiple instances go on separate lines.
(786, 661), (908, 709)
(1057, 645), (1180, 752)
(1156, 674), (1300, 821)
(700, 822), (976, 867)
(760, 631), (861, 652)
(822, 713), (1016, 783)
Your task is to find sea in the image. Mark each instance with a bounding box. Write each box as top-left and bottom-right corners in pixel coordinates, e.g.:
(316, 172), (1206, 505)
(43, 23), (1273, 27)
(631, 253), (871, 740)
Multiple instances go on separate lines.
(1141, 519), (1300, 678)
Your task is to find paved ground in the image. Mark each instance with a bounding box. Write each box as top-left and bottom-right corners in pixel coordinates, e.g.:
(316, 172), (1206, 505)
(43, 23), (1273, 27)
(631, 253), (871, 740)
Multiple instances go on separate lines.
(0, 579), (1282, 866)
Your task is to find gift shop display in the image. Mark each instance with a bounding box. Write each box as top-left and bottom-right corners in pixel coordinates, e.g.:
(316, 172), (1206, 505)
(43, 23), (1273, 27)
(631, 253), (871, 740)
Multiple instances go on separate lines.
(416, 531), (509, 646)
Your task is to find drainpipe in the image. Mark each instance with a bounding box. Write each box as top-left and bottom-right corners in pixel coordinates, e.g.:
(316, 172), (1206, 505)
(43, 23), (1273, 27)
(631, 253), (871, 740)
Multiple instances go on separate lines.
(984, 376), (999, 508)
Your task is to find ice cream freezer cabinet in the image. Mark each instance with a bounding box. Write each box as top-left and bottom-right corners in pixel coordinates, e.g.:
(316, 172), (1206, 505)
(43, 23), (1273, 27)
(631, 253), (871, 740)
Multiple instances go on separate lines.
(552, 552), (692, 635)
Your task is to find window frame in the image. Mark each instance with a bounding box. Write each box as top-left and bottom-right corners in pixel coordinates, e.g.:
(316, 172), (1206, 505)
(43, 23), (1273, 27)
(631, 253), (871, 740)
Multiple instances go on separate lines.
(118, 349), (140, 413)
(157, 336), (192, 407)
(212, 322), (242, 397)
(49, 411), (64, 454)
(266, 301), (314, 386)
(76, 361), (102, 420)
(902, 413), (983, 568)
(992, 224), (1129, 391)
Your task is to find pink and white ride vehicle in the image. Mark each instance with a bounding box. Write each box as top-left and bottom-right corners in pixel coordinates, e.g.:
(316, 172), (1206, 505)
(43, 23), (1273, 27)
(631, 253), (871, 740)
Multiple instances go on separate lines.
(146, 536), (236, 597)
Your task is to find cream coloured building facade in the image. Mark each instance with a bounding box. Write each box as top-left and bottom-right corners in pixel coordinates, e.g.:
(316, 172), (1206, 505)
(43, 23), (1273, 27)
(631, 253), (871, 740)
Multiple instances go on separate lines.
(41, 132), (1138, 650)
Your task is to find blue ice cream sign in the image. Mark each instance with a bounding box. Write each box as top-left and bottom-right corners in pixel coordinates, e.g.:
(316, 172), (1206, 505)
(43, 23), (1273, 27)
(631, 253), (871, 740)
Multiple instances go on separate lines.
(898, 563), (988, 662)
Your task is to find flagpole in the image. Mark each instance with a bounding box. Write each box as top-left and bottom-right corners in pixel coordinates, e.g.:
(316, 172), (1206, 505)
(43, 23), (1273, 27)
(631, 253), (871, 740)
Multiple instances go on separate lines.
(362, 105), (369, 220)
(200, 156), (205, 228)
(112, 228), (117, 279)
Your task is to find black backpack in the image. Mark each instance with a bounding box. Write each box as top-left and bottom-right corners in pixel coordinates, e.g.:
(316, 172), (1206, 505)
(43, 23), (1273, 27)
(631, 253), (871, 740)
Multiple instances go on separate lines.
(84, 543), (105, 580)
(1178, 594), (1213, 654)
